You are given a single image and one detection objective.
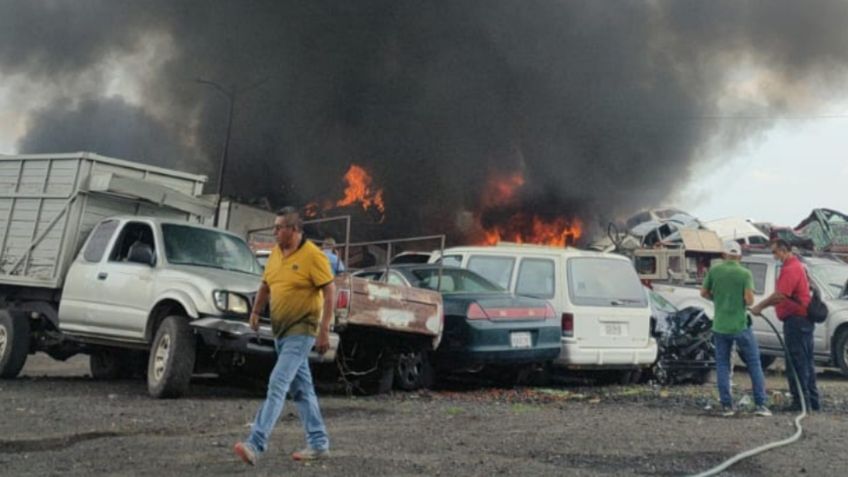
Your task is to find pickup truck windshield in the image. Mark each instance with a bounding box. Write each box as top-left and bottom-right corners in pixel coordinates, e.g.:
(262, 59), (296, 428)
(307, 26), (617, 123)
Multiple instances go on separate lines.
(568, 257), (648, 307)
(410, 268), (502, 294)
(162, 224), (261, 275)
(808, 261), (848, 298)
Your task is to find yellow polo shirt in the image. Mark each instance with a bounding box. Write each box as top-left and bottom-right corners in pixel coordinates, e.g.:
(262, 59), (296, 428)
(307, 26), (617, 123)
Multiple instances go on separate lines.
(263, 240), (334, 338)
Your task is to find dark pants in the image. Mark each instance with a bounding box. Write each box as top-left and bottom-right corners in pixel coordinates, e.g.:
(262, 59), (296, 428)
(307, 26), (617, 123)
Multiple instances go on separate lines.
(783, 316), (821, 410)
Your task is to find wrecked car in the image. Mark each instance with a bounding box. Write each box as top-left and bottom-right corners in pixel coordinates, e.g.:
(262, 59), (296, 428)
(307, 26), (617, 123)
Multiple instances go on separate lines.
(796, 208), (848, 253)
(647, 289), (714, 385)
(353, 264), (561, 385)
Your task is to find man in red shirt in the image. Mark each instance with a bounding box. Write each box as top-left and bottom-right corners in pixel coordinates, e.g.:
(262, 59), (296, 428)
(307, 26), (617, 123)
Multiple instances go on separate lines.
(751, 239), (820, 411)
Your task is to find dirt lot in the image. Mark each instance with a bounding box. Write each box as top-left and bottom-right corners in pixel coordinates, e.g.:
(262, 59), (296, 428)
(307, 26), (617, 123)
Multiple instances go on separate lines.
(2, 354), (847, 476)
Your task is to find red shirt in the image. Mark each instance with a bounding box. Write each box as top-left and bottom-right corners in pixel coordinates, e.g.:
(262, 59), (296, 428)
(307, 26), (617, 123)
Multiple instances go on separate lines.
(775, 255), (810, 320)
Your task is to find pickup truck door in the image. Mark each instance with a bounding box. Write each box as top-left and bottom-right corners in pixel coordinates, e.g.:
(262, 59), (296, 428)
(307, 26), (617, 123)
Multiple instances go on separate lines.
(60, 221), (156, 340)
(60, 219), (120, 334)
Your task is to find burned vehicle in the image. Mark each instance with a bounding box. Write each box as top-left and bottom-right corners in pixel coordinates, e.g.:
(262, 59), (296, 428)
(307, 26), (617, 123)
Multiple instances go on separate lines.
(354, 264), (561, 386)
(647, 289), (714, 385)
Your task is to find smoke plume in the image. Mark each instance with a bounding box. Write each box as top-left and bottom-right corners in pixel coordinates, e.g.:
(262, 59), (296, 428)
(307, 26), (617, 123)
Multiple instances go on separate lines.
(3, 1), (848, 241)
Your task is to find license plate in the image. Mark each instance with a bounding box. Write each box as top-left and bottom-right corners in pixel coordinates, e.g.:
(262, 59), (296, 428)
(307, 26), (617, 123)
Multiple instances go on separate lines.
(510, 332), (532, 348)
(604, 323), (622, 336)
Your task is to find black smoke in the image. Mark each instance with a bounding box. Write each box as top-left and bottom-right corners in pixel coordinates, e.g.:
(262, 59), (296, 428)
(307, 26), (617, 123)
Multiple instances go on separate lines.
(4, 1), (848, 241)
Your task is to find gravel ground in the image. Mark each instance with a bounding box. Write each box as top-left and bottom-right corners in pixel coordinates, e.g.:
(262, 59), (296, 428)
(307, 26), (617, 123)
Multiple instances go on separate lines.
(2, 353), (847, 476)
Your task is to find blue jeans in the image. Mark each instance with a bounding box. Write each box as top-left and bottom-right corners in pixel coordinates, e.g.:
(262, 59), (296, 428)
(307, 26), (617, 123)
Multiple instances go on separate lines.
(714, 327), (767, 407)
(783, 316), (821, 410)
(246, 334), (329, 453)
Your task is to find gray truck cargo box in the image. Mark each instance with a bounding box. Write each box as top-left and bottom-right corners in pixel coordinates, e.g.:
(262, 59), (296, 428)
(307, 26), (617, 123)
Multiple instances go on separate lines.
(0, 152), (213, 289)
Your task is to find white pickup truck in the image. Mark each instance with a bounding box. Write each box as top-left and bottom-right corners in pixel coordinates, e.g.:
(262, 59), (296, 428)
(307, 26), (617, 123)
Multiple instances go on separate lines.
(0, 153), (443, 398)
(647, 253), (848, 376)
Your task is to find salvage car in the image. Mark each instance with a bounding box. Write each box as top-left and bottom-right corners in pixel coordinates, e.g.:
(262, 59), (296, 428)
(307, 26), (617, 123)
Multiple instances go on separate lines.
(353, 265), (561, 386)
(647, 289), (714, 385)
(430, 244), (658, 383)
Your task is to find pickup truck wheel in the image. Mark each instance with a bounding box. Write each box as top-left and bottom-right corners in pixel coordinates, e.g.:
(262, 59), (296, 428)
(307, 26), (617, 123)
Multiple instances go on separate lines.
(394, 347), (434, 391)
(90, 349), (128, 380)
(147, 316), (196, 398)
(835, 328), (848, 377)
(0, 310), (30, 379)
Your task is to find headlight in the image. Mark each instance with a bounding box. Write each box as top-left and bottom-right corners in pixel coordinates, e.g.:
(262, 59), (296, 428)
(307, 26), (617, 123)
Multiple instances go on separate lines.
(212, 290), (250, 314)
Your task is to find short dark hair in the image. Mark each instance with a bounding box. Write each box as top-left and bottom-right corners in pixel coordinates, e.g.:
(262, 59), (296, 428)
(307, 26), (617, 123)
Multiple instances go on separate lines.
(771, 238), (791, 252)
(276, 206), (303, 231)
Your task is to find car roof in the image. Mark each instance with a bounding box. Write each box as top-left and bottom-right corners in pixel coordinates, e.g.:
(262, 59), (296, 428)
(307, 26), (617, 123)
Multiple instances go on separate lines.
(438, 244), (631, 261)
(102, 216), (245, 239)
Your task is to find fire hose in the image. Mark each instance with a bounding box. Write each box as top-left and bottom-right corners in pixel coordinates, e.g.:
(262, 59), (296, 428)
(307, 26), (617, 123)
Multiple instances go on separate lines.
(688, 312), (808, 477)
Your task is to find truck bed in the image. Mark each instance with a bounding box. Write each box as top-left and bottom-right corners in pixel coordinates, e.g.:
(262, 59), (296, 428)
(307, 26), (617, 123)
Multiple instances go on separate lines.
(0, 152), (213, 289)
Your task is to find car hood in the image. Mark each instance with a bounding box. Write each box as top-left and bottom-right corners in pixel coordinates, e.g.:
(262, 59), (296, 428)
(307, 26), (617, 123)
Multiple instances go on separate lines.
(162, 265), (262, 294)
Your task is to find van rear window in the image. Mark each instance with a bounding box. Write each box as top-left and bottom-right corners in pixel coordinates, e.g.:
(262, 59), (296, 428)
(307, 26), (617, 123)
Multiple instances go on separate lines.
(568, 258), (647, 307)
(467, 255), (515, 290)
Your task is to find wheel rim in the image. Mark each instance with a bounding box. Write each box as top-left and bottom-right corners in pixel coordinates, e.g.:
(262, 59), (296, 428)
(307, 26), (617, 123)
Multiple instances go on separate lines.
(843, 340), (848, 369)
(0, 324), (7, 359)
(153, 333), (171, 382)
(396, 351), (422, 386)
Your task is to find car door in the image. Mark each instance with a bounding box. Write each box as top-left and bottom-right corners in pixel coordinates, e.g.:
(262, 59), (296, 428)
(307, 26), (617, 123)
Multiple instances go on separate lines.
(742, 260), (782, 351)
(95, 221), (158, 338)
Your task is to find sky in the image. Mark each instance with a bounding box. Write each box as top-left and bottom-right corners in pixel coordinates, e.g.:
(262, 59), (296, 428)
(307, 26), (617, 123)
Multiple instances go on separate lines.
(679, 111), (848, 226)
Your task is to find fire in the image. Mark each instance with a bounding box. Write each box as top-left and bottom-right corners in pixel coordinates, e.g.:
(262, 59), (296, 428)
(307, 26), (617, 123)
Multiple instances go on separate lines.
(474, 169), (583, 247)
(481, 171), (525, 208)
(479, 214), (583, 247)
(336, 164), (385, 214)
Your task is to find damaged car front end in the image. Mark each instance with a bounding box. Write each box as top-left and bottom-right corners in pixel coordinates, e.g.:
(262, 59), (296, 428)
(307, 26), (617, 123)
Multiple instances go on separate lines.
(648, 290), (715, 385)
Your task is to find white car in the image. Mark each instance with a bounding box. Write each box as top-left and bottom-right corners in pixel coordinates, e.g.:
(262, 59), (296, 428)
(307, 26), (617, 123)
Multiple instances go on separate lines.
(430, 244), (657, 378)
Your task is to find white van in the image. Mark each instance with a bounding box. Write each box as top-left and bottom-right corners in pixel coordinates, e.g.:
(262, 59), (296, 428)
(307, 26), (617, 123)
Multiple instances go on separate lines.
(430, 244), (657, 372)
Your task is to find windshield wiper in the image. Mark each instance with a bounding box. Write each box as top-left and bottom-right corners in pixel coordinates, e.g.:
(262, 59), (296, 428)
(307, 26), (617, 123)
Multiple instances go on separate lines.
(171, 262), (258, 275)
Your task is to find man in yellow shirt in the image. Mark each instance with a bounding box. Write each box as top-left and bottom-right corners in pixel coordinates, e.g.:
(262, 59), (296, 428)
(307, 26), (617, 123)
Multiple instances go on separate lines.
(234, 207), (335, 465)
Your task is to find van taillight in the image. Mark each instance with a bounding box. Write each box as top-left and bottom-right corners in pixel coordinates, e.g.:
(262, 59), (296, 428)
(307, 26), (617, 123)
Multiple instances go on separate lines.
(561, 313), (574, 337)
(336, 289), (350, 309)
(466, 303), (490, 320)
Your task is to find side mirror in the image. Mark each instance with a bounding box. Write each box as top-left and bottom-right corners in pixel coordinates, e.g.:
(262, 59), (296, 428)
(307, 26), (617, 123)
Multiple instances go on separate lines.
(128, 243), (156, 266)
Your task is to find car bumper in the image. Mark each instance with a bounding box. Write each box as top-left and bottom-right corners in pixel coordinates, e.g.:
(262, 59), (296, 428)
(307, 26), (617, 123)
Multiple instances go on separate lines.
(190, 317), (339, 364)
(436, 319), (562, 367)
(554, 338), (658, 368)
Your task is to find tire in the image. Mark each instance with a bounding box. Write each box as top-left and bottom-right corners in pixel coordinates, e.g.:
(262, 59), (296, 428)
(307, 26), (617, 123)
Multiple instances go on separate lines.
(0, 310), (30, 379)
(90, 348), (127, 380)
(147, 316), (196, 398)
(834, 328), (848, 378)
(759, 354), (777, 371)
(394, 347), (434, 391)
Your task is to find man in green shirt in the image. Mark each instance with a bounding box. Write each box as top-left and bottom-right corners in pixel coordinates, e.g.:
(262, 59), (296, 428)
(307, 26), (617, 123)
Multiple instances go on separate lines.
(701, 241), (771, 417)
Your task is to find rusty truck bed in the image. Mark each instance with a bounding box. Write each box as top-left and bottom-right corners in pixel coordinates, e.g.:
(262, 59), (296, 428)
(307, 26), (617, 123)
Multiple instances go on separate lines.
(334, 274), (444, 348)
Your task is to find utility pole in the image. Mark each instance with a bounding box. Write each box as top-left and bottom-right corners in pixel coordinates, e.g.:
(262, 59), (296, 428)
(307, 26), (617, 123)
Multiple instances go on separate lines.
(196, 76), (268, 227)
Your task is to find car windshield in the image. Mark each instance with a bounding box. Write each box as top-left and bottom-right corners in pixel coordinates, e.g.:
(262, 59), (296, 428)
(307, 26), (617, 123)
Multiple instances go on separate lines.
(649, 290), (678, 313)
(162, 224), (261, 275)
(568, 257), (648, 307)
(808, 261), (848, 298)
(409, 268), (503, 294)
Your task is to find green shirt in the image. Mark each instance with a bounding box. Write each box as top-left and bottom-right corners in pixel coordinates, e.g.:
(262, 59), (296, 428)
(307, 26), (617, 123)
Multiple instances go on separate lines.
(702, 260), (754, 335)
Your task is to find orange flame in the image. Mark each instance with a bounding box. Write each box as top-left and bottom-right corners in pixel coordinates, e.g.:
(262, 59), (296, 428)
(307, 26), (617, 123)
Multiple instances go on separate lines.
(475, 169), (582, 247)
(481, 171), (525, 208)
(479, 215), (583, 247)
(336, 164), (385, 214)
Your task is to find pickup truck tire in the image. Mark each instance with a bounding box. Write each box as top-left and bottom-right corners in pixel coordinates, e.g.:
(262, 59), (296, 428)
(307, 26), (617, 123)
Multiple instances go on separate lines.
(0, 310), (30, 379)
(90, 348), (128, 380)
(147, 316), (196, 398)
(835, 328), (848, 377)
(394, 347), (434, 391)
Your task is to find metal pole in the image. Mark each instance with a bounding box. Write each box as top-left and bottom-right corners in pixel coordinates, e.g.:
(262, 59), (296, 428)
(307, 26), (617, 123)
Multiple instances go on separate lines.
(214, 87), (235, 227)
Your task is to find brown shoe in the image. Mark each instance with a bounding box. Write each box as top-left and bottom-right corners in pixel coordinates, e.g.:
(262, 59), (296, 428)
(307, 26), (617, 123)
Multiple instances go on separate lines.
(291, 447), (330, 461)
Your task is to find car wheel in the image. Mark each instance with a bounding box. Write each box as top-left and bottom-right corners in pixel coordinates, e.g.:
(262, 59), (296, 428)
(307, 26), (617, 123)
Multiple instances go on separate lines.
(834, 328), (848, 377)
(90, 348), (128, 380)
(394, 347), (434, 391)
(0, 309), (30, 379)
(759, 354), (777, 371)
(147, 316), (196, 398)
